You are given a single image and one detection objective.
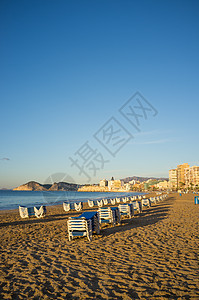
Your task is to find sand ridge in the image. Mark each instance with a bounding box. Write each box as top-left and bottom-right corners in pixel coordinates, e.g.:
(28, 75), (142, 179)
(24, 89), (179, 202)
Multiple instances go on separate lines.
(0, 193), (198, 299)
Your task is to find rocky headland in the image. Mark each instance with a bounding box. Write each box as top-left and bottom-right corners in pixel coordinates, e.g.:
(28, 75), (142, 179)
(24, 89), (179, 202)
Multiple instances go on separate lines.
(13, 181), (78, 191)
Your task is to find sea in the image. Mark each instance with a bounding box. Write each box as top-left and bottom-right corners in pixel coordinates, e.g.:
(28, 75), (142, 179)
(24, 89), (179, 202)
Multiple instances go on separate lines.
(0, 190), (146, 211)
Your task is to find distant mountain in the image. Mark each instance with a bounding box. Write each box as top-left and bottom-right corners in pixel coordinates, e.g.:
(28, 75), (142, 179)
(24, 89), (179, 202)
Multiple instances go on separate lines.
(13, 181), (79, 191)
(121, 176), (168, 183)
(48, 182), (78, 191)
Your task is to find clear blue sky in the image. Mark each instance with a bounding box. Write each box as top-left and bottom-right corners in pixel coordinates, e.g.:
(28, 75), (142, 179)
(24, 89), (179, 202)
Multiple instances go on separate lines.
(0, 0), (199, 188)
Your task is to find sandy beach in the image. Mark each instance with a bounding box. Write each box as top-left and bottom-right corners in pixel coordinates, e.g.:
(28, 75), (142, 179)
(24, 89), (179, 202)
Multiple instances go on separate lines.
(0, 193), (198, 299)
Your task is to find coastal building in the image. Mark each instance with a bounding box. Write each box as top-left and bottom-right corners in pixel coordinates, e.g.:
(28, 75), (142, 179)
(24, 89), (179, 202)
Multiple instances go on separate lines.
(169, 169), (177, 190)
(99, 179), (108, 187)
(144, 179), (159, 190)
(177, 163), (189, 188)
(108, 179), (122, 190)
(184, 166), (199, 188)
(124, 183), (131, 191)
(169, 163), (199, 190)
(155, 180), (169, 190)
(129, 179), (136, 185)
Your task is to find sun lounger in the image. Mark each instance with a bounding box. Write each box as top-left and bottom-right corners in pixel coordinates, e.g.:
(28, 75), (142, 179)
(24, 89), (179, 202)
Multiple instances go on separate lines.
(34, 206), (46, 218)
(97, 199), (104, 207)
(68, 218), (92, 241)
(74, 202), (83, 211)
(103, 198), (109, 206)
(78, 211), (100, 235)
(88, 200), (97, 207)
(63, 202), (71, 212)
(155, 196), (160, 202)
(118, 203), (134, 218)
(142, 198), (151, 209)
(88, 200), (94, 207)
(111, 207), (121, 225)
(116, 197), (121, 203)
(67, 211), (100, 241)
(131, 201), (142, 213)
(122, 197), (128, 203)
(150, 197), (157, 205)
(110, 198), (116, 205)
(98, 207), (117, 227)
(19, 206), (29, 218)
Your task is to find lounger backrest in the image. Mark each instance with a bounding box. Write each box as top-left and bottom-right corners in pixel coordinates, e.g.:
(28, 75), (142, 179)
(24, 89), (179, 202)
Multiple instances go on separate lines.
(74, 202), (83, 211)
(88, 200), (94, 207)
(19, 206), (29, 218)
(34, 206), (45, 218)
(118, 204), (129, 213)
(110, 198), (116, 205)
(68, 218), (88, 231)
(63, 202), (71, 212)
(132, 201), (138, 209)
(98, 207), (113, 219)
(97, 199), (103, 207)
(116, 197), (120, 203)
(142, 199), (150, 207)
(103, 199), (108, 205)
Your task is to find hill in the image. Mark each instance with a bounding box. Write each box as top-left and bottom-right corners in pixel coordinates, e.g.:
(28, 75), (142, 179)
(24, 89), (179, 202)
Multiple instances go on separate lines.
(121, 176), (168, 183)
(13, 181), (78, 191)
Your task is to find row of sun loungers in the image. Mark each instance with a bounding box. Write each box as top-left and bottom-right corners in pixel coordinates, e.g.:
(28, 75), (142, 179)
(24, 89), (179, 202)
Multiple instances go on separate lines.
(63, 195), (146, 213)
(18, 194), (167, 224)
(67, 193), (168, 241)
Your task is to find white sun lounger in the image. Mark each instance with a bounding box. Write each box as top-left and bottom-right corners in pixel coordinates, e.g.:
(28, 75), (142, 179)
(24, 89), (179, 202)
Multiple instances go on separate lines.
(103, 198), (109, 206)
(142, 198), (151, 209)
(74, 202), (83, 211)
(131, 201), (142, 214)
(150, 197), (157, 205)
(67, 218), (92, 241)
(19, 206), (29, 218)
(116, 197), (121, 203)
(110, 198), (116, 205)
(118, 203), (134, 218)
(98, 207), (116, 227)
(63, 202), (71, 212)
(34, 206), (46, 218)
(97, 199), (104, 207)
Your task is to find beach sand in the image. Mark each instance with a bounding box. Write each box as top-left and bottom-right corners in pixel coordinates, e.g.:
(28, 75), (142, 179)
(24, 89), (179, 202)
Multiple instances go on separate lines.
(0, 193), (198, 299)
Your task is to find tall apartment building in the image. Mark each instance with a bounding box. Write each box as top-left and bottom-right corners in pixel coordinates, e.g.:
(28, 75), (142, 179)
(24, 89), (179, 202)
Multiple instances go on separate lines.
(169, 163), (199, 190)
(108, 179), (122, 190)
(184, 166), (199, 188)
(169, 169), (177, 189)
(177, 163), (189, 187)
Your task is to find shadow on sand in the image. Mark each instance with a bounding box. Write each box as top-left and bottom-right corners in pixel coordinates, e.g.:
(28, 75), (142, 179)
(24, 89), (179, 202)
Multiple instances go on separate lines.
(99, 197), (175, 237)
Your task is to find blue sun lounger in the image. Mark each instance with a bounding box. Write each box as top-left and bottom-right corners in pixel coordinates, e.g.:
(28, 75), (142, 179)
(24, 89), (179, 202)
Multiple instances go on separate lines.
(98, 207), (121, 227)
(78, 211), (100, 235)
(131, 201), (142, 214)
(142, 198), (151, 209)
(67, 211), (100, 241)
(118, 203), (134, 218)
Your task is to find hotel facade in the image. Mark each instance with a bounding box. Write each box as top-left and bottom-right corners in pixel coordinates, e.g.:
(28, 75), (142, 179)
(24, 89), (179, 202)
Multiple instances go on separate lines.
(169, 163), (199, 190)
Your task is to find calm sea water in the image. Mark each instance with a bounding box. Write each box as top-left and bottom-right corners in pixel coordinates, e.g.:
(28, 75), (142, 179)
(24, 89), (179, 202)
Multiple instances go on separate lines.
(0, 190), (145, 210)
